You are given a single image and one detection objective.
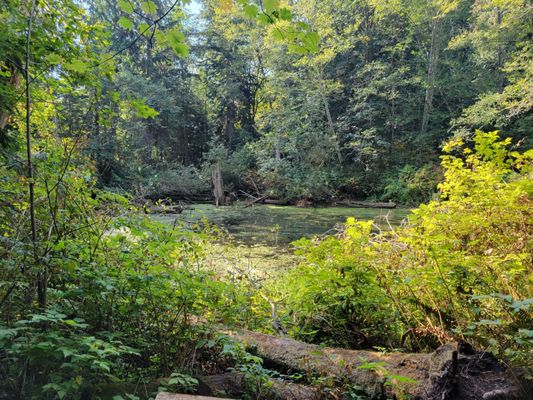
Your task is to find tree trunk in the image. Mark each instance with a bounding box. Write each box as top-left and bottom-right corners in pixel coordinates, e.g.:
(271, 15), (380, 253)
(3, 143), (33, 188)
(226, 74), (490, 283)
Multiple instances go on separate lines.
(25, 0), (46, 310)
(496, 7), (505, 93)
(212, 163), (224, 207)
(317, 75), (343, 163)
(197, 372), (320, 400)
(420, 18), (441, 136)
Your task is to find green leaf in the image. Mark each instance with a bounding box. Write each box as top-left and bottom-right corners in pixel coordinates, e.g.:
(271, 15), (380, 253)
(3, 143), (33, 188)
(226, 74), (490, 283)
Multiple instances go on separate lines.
(59, 347), (74, 358)
(511, 298), (533, 311)
(170, 42), (189, 57)
(65, 59), (88, 73)
(139, 22), (151, 34)
(140, 1), (157, 14)
(475, 319), (502, 326)
(263, 0), (279, 13)
(0, 327), (19, 341)
(165, 28), (189, 57)
(257, 13), (272, 24)
(243, 4), (258, 18)
(130, 99), (159, 119)
(117, 0), (135, 13)
(302, 31), (320, 53)
(278, 8), (292, 21)
(46, 53), (62, 65)
(118, 17), (134, 30)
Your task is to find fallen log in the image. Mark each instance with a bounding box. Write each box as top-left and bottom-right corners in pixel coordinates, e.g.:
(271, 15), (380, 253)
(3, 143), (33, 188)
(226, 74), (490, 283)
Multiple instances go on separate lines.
(244, 195), (268, 208)
(197, 372), (320, 400)
(156, 394), (235, 400)
(228, 330), (530, 400)
(337, 200), (397, 209)
(149, 205), (185, 214)
(263, 199), (290, 206)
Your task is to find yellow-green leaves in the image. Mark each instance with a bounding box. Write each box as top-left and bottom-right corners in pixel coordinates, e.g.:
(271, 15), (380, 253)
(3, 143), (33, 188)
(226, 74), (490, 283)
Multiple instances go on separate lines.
(236, 0), (320, 54)
(45, 53), (63, 65)
(118, 16), (134, 30)
(139, 22), (151, 34)
(64, 59), (89, 74)
(140, 1), (157, 15)
(243, 4), (258, 18)
(263, 0), (280, 14)
(155, 28), (189, 57)
(130, 98), (159, 119)
(117, 0), (135, 13)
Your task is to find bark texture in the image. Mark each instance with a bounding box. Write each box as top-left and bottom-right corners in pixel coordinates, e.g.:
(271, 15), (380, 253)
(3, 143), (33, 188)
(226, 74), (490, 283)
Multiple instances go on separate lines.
(228, 330), (531, 400)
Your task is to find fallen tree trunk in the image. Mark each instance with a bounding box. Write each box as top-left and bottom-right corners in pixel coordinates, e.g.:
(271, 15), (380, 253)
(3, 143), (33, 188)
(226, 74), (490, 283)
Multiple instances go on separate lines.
(337, 200), (397, 209)
(228, 330), (530, 400)
(263, 199), (290, 206)
(149, 205), (185, 214)
(244, 195), (268, 208)
(197, 372), (319, 400)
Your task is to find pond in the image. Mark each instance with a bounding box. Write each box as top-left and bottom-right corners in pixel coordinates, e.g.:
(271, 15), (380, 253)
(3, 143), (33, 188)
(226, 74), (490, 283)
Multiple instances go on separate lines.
(154, 203), (411, 247)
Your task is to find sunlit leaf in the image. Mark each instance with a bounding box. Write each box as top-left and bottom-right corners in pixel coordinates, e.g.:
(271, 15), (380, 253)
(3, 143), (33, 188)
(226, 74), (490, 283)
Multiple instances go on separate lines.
(263, 0), (279, 13)
(140, 1), (157, 14)
(118, 16), (134, 30)
(117, 0), (135, 13)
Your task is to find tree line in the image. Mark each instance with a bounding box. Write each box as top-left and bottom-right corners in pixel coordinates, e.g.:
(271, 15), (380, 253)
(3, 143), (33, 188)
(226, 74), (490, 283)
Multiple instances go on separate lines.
(1, 0), (531, 204)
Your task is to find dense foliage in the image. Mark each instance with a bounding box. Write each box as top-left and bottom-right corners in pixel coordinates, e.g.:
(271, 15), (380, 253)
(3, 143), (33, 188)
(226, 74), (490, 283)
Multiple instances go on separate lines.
(0, 0), (532, 398)
(274, 131), (532, 366)
(62, 0), (533, 203)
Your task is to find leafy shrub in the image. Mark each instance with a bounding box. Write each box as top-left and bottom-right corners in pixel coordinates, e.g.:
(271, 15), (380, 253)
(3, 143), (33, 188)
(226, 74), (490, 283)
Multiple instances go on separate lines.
(276, 219), (399, 348)
(0, 309), (138, 399)
(381, 164), (441, 205)
(277, 131), (532, 365)
(143, 164), (210, 197)
(0, 135), (238, 398)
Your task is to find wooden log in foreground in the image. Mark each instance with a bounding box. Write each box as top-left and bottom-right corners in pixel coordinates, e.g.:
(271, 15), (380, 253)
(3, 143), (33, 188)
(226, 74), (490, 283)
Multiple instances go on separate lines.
(197, 372), (320, 400)
(155, 394), (235, 400)
(228, 330), (530, 400)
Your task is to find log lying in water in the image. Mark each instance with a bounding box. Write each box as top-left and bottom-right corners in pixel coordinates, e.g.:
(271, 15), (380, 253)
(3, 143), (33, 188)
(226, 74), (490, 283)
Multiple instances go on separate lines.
(228, 330), (530, 400)
(337, 200), (397, 209)
(263, 199), (290, 206)
(149, 205), (185, 214)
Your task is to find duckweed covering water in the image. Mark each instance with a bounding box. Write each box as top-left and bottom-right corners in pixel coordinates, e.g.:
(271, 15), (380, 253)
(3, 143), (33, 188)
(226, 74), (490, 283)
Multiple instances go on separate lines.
(154, 203), (410, 247)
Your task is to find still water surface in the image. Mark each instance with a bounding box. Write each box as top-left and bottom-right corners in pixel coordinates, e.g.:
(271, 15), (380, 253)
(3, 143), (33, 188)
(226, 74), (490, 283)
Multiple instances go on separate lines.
(155, 204), (410, 247)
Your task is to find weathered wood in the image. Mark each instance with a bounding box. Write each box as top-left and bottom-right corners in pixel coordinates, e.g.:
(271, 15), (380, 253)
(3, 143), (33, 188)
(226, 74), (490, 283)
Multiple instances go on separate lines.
(155, 393), (236, 400)
(337, 200), (397, 209)
(228, 330), (529, 400)
(197, 372), (320, 400)
(197, 373), (243, 397)
(149, 205), (185, 214)
(212, 163), (225, 206)
(244, 195), (267, 208)
(263, 199), (290, 206)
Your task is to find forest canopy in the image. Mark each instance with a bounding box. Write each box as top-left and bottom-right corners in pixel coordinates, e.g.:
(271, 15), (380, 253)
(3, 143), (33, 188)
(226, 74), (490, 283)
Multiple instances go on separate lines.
(1, 0), (531, 204)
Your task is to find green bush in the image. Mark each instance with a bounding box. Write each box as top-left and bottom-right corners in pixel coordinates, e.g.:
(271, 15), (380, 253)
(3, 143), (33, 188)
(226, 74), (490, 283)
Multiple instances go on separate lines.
(381, 164), (441, 205)
(0, 136), (237, 398)
(277, 131), (533, 365)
